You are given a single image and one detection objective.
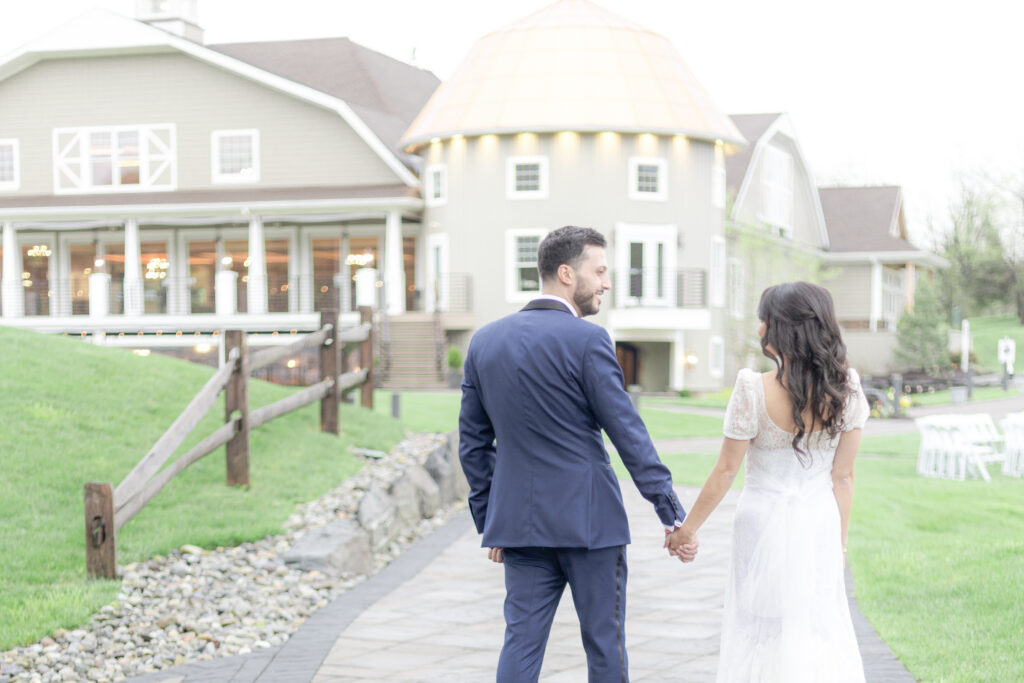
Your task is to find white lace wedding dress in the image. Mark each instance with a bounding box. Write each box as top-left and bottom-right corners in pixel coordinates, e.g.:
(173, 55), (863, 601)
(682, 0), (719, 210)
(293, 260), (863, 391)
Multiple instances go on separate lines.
(717, 367), (870, 683)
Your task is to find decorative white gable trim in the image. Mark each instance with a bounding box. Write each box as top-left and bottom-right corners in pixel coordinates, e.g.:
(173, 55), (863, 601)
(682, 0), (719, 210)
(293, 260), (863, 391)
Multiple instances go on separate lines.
(51, 123), (176, 194)
(731, 113), (830, 249)
(0, 9), (418, 188)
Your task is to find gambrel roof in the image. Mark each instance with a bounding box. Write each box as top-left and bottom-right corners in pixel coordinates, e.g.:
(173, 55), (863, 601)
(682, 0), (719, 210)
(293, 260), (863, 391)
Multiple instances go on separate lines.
(0, 9), (435, 186)
(209, 37), (439, 168)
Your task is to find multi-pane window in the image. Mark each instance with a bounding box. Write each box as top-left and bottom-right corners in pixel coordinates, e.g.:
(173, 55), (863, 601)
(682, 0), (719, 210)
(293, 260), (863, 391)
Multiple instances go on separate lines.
(88, 130), (141, 186)
(629, 158), (667, 201)
(506, 229), (546, 299)
(53, 124), (175, 193)
(883, 268), (903, 330)
(760, 145), (794, 234)
(727, 257), (745, 318)
(506, 156), (548, 199)
(425, 164), (447, 206)
(212, 130), (259, 183)
(713, 163), (727, 209)
(709, 237), (726, 308)
(0, 140), (19, 189)
(709, 336), (725, 378)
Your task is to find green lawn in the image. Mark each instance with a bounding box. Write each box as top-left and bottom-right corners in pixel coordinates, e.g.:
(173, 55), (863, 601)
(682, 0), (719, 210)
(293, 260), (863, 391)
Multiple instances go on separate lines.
(966, 314), (1024, 372)
(909, 385), (1020, 406)
(640, 390), (732, 410)
(850, 457), (1023, 682)
(0, 327), (407, 650)
(373, 389), (461, 434)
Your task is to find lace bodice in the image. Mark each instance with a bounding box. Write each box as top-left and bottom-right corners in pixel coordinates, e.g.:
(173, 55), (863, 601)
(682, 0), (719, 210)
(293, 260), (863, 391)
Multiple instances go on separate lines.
(722, 367), (870, 486)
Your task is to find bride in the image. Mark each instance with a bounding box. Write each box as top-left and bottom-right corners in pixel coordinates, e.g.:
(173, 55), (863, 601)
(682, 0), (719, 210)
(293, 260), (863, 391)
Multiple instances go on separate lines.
(667, 281), (869, 682)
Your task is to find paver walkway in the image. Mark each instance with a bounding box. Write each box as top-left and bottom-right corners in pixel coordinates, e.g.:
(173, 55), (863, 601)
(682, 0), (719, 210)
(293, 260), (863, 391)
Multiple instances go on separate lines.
(129, 482), (913, 682)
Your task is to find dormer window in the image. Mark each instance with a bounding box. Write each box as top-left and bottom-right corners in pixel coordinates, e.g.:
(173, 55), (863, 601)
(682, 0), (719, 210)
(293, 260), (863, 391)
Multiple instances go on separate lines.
(760, 145), (793, 235)
(507, 156), (548, 199)
(0, 140), (19, 190)
(212, 129), (259, 183)
(629, 157), (667, 201)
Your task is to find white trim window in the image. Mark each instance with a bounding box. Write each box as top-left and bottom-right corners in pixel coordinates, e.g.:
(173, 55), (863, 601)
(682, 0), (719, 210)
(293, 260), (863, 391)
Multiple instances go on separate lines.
(709, 236), (726, 308)
(727, 257), (745, 318)
(614, 223), (677, 307)
(505, 228), (547, 301)
(53, 124), (176, 194)
(709, 335), (725, 378)
(712, 162), (727, 209)
(883, 267), (903, 331)
(760, 144), (794, 235)
(212, 129), (260, 183)
(506, 156), (549, 199)
(628, 157), (667, 201)
(425, 164), (447, 206)
(0, 139), (20, 190)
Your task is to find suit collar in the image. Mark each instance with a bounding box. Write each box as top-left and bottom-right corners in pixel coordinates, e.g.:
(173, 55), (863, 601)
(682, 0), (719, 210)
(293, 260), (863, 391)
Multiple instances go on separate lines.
(521, 298), (576, 315)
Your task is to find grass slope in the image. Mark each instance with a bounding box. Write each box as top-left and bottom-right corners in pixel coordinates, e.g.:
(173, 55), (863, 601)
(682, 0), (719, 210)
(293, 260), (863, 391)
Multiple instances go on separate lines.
(0, 327), (407, 650)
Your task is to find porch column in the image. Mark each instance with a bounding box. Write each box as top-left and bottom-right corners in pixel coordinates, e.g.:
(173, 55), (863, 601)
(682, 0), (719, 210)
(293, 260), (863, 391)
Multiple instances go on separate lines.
(123, 218), (144, 316)
(339, 232), (352, 313)
(297, 227), (314, 313)
(670, 331), (686, 391)
(247, 216), (268, 315)
(2, 222), (24, 318)
(50, 236), (68, 316)
(869, 260), (882, 332)
(384, 210), (405, 315)
(89, 272), (111, 318)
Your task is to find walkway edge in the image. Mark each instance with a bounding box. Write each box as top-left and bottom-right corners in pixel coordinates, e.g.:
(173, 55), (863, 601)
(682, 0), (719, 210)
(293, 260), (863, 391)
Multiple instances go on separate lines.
(122, 510), (475, 683)
(252, 510), (474, 683)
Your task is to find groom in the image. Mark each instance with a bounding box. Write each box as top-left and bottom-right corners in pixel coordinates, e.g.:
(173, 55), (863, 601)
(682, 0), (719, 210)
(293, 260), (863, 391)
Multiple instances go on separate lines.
(459, 225), (691, 682)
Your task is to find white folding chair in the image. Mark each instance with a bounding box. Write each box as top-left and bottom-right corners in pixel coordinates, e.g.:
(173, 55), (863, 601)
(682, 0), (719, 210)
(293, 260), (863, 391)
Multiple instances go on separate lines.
(998, 412), (1024, 477)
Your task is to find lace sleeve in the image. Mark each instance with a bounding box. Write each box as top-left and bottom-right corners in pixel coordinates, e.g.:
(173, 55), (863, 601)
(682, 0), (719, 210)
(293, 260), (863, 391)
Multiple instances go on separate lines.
(842, 368), (870, 431)
(723, 369), (758, 440)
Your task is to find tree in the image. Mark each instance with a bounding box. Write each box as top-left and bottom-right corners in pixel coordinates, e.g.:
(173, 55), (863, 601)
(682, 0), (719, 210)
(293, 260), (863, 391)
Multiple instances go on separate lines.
(894, 279), (950, 375)
(935, 184), (1015, 322)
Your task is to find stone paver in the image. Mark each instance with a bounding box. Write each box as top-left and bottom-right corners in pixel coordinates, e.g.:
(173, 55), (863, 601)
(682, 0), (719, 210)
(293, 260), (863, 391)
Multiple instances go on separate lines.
(314, 483), (736, 683)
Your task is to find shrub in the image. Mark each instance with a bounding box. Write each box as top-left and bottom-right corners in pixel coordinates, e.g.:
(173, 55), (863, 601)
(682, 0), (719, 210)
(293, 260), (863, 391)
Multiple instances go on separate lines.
(447, 345), (463, 371)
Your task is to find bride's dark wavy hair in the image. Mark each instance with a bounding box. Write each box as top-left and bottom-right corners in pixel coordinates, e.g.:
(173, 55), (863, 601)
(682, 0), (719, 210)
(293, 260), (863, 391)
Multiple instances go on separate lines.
(758, 282), (852, 464)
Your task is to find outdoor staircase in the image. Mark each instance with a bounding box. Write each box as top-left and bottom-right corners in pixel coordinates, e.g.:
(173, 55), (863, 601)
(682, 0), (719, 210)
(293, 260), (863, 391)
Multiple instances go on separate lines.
(378, 313), (448, 390)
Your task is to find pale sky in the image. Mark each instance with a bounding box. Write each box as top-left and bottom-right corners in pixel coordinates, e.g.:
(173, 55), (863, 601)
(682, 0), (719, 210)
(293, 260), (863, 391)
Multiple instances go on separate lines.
(2, 0), (1022, 247)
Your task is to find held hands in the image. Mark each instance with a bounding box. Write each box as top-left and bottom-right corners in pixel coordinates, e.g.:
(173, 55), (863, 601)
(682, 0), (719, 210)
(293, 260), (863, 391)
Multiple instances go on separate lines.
(664, 527), (698, 563)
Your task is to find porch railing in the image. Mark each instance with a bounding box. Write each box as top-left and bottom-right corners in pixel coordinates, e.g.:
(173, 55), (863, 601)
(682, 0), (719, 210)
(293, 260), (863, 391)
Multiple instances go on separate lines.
(612, 268), (707, 309)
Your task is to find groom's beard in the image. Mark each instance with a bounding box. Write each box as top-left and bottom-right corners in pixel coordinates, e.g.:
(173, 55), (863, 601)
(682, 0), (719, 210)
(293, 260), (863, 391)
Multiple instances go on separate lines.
(573, 283), (603, 317)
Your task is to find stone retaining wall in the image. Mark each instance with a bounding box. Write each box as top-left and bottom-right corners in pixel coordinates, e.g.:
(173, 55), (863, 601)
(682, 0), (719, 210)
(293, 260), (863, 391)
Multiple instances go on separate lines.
(283, 431), (470, 577)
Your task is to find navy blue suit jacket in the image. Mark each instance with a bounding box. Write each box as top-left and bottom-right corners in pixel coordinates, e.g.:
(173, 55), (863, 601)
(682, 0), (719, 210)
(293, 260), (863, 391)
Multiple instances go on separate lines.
(458, 299), (686, 549)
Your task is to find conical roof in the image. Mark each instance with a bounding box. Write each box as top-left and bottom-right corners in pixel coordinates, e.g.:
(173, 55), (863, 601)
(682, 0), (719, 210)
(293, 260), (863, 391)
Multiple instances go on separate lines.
(402, 0), (744, 150)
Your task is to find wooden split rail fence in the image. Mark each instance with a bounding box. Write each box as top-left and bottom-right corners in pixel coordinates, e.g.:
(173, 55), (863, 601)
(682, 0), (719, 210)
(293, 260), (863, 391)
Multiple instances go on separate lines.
(84, 308), (375, 579)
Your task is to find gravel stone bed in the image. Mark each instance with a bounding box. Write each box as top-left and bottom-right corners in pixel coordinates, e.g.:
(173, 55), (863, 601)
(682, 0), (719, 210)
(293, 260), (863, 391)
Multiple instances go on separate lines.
(0, 432), (466, 683)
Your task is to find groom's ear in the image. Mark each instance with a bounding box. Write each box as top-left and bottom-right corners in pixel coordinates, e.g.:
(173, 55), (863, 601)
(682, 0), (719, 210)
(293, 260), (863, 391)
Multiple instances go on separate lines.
(557, 263), (574, 286)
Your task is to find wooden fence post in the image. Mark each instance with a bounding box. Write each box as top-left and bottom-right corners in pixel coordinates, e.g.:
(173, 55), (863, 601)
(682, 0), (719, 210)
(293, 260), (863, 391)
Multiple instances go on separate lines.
(224, 330), (250, 486)
(320, 309), (339, 434)
(84, 482), (116, 579)
(359, 306), (374, 409)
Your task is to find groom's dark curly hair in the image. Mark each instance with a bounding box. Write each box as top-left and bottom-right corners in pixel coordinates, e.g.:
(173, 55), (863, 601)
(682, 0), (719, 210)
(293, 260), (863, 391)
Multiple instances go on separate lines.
(537, 226), (606, 282)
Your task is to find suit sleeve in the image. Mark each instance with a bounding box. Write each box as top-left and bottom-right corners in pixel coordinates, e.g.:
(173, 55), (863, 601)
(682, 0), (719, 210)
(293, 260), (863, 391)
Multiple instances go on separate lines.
(458, 348), (496, 534)
(582, 327), (686, 527)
